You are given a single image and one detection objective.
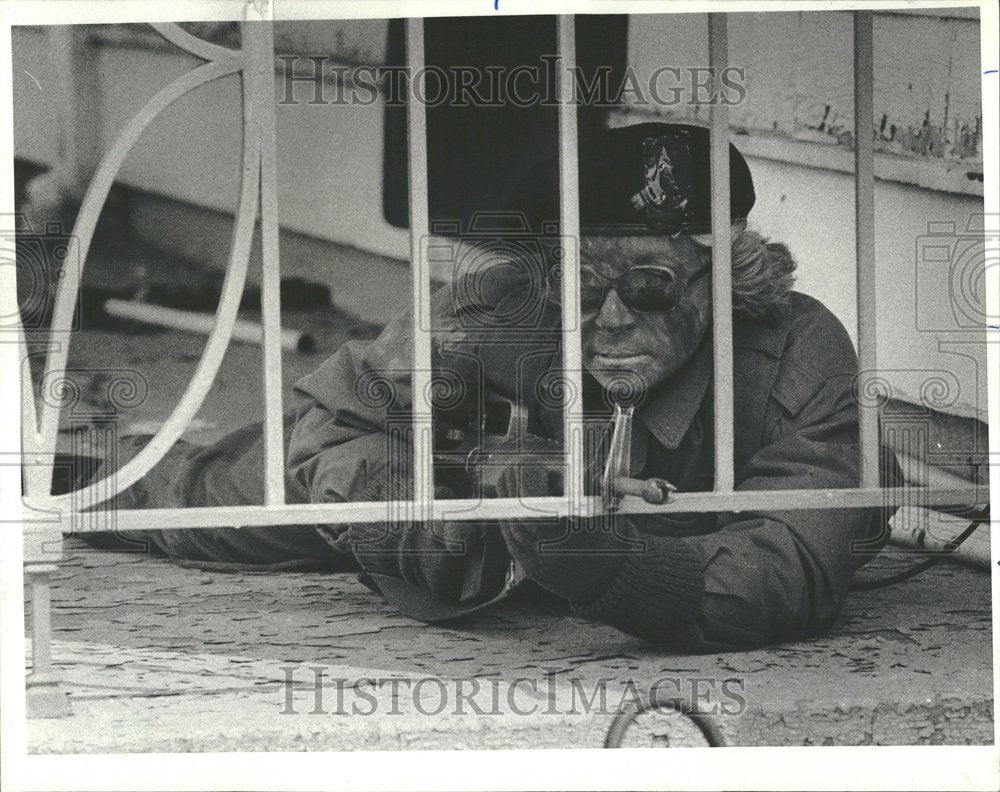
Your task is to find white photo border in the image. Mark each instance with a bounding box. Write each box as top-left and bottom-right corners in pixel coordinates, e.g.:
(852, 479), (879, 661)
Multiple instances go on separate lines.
(1, 1), (997, 790)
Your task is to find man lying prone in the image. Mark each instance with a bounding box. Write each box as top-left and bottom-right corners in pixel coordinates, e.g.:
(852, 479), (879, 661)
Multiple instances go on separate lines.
(98, 122), (893, 652)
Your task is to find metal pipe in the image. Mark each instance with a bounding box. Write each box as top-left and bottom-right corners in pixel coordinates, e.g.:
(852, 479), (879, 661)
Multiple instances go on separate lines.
(103, 299), (315, 353)
(708, 13), (735, 493)
(854, 11), (879, 488)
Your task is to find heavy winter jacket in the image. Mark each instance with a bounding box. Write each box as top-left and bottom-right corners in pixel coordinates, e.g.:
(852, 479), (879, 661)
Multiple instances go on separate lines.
(110, 278), (891, 651)
(282, 279), (891, 651)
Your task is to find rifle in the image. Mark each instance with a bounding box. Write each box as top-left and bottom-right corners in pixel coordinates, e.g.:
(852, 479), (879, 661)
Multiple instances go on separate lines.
(432, 395), (676, 507)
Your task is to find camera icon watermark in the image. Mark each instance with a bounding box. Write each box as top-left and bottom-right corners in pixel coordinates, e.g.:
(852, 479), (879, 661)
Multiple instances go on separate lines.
(914, 214), (999, 333)
(1, 215), (81, 334)
(418, 212), (576, 334)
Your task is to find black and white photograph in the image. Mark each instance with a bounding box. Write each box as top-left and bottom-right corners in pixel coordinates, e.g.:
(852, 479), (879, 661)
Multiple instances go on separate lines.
(1, 0), (997, 788)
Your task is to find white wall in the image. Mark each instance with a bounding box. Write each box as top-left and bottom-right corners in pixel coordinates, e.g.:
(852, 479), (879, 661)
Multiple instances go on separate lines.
(746, 155), (988, 417)
(12, 27), (61, 165)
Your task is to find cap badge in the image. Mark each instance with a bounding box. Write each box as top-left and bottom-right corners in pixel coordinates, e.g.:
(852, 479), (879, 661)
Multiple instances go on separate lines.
(629, 135), (693, 235)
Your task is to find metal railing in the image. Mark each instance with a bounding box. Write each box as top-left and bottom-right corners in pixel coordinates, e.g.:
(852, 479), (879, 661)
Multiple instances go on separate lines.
(19, 9), (986, 716)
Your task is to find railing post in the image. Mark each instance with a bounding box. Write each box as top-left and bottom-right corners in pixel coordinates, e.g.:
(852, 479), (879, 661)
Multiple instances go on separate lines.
(854, 10), (879, 488)
(20, 337), (68, 717)
(708, 13), (735, 493)
(16, 310), (69, 716)
(24, 535), (69, 718)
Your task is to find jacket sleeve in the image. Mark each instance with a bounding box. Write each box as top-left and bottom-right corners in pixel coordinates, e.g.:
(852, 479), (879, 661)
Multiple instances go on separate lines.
(286, 282), (476, 505)
(571, 310), (887, 651)
(284, 284), (507, 602)
(286, 339), (404, 506)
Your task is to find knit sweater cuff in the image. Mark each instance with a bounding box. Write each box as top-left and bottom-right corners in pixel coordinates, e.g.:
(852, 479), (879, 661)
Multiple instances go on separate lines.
(572, 537), (706, 647)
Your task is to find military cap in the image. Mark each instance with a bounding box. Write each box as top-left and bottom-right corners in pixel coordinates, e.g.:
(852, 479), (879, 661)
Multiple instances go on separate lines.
(511, 122), (755, 237)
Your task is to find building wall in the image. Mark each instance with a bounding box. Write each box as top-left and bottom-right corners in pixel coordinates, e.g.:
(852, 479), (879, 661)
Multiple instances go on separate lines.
(13, 23), (407, 255)
(11, 12), (989, 416)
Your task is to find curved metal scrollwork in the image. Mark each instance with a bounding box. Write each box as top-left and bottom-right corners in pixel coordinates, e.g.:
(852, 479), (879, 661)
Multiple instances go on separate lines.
(150, 22), (241, 65)
(23, 22), (266, 511)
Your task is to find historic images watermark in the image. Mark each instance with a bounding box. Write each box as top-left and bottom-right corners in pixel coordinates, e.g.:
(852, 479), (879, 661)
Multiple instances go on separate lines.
(279, 666), (747, 717)
(278, 56), (748, 108)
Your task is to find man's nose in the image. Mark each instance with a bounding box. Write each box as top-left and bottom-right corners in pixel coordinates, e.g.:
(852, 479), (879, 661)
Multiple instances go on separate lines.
(594, 288), (637, 330)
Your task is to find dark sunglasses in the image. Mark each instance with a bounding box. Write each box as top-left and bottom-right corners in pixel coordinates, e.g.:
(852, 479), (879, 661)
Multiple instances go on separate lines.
(548, 262), (711, 314)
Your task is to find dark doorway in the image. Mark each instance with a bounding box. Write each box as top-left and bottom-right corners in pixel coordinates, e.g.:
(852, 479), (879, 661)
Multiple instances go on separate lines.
(383, 15), (629, 233)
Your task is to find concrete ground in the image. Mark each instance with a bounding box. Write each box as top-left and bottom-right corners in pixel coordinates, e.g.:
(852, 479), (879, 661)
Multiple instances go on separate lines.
(24, 539), (993, 751)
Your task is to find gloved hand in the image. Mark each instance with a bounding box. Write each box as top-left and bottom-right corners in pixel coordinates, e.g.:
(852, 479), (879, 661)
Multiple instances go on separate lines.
(490, 433), (640, 603)
(346, 459), (501, 603)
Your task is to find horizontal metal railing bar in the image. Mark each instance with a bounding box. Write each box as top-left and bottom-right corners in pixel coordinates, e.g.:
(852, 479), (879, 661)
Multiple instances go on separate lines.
(35, 487), (987, 533)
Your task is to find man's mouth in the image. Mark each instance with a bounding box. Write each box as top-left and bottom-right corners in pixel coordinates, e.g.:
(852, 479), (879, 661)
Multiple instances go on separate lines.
(590, 351), (649, 361)
(591, 348), (646, 356)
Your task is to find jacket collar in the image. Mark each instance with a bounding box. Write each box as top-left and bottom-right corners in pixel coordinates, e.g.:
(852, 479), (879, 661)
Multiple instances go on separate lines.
(732, 311), (789, 358)
(637, 338), (713, 450)
(635, 313), (789, 449)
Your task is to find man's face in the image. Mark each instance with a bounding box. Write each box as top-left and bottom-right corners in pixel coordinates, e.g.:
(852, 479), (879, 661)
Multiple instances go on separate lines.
(579, 235), (711, 393)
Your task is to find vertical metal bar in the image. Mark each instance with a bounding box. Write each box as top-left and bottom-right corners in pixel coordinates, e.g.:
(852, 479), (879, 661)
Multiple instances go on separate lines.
(406, 18), (434, 510)
(708, 13), (734, 493)
(854, 11), (879, 488)
(557, 16), (585, 515)
(245, 15), (286, 505)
